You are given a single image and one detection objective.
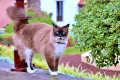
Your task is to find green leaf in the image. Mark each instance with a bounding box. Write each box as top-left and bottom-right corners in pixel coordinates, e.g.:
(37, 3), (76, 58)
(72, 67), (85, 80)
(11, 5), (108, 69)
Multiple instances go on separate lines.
(110, 6), (115, 11)
(118, 45), (120, 49)
(117, 5), (120, 9)
(119, 58), (120, 60)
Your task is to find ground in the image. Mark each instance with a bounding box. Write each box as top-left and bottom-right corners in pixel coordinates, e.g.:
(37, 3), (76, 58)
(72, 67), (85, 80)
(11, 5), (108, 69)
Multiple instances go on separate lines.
(60, 54), (120, 78)
(0, 54), (119, 80)
(0, 61), (92, 80)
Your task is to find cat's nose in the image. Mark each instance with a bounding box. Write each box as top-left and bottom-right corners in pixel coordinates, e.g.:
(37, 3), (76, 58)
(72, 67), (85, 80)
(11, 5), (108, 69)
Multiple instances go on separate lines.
(60, 35), (62, 37)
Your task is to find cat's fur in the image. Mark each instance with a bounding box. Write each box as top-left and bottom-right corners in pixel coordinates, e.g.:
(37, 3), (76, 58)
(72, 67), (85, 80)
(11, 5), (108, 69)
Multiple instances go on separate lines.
(7, 6), (69, 75)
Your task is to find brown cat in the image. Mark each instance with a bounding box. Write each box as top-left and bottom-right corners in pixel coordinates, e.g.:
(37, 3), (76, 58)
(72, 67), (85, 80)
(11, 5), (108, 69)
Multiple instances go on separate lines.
(7, 6), (69, 75)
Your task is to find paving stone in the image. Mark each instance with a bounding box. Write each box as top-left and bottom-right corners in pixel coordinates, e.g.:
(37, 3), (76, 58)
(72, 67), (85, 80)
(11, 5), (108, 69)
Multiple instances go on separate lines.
(0, 61), (93, 80)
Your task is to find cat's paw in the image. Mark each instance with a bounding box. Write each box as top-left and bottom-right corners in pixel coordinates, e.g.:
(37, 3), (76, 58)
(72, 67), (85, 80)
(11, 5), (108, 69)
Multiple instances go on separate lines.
(55, 71), (60, 73)
(50, 72), (58, 75)
(33, 69), (36, 72)
(27, 68), (35, 73)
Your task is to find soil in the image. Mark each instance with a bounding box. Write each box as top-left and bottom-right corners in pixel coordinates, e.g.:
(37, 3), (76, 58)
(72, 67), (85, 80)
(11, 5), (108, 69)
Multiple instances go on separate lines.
(60, 54), (120, 78)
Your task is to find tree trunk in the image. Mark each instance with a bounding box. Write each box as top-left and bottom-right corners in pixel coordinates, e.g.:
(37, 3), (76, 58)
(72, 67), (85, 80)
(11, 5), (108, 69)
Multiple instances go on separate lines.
(27, 0), (40, 10)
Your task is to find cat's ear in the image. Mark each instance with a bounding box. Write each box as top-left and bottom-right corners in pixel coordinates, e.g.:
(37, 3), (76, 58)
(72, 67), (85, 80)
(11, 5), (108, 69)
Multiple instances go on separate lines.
(52, 23), (58, 28)
(63, 24), (69, 30)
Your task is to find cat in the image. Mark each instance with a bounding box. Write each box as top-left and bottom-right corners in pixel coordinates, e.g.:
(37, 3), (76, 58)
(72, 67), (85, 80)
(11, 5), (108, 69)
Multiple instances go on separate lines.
(7, 6), (69, 75)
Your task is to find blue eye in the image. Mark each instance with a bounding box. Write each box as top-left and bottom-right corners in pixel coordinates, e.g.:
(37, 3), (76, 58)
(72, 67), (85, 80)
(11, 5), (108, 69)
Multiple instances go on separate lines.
(63, 32), (65, 34)
(56, 32), (59, 34)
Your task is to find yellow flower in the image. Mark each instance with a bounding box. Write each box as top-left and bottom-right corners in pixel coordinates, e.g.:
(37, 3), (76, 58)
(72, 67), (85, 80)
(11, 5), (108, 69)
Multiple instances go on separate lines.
(42, 67), (48, 70)
(37, 63), (43, 67)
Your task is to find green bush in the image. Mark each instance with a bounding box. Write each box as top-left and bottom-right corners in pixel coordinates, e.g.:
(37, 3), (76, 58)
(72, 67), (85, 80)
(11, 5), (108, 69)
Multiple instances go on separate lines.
(26, 10), (55, 25)
(69, 35), (75, 46)
(4, 22), (14, 33)
(73, 0), (120, 68)
(0, 37), (13, 46)
(4, 10), (55, 34)
(1, 33), (13, 38)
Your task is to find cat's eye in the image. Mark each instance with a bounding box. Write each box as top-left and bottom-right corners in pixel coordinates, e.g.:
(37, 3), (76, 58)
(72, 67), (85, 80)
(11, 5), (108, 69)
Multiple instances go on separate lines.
(56, 32), (59, 34)
(63, 32), (66, 35)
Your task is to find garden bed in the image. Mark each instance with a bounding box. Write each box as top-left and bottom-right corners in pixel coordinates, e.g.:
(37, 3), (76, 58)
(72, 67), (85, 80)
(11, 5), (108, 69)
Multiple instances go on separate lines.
(60, 54), (120, 78)
(81, 51), (120, 71)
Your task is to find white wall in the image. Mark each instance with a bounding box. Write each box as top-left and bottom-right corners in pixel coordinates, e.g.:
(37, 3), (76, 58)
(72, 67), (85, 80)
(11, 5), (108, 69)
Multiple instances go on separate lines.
(41, 0), (80, 29)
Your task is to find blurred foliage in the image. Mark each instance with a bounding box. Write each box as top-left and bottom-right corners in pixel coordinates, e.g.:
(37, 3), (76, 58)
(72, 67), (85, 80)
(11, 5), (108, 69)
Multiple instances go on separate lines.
(26, 10), (55, 25)
(0, 45), (14, 61)
(0, 30), (5, 35)
(67, 35), (76, 47)
(1, 33), (13, 39)
(0, 37), (13, 46)
(4, 22), (14, 33)
(73, 0), (120, 68)
(4, 10), (55, 34)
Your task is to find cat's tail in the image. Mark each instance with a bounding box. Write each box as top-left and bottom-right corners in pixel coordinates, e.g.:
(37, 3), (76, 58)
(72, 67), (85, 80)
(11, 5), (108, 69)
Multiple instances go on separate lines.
(7, 6), (31, 31)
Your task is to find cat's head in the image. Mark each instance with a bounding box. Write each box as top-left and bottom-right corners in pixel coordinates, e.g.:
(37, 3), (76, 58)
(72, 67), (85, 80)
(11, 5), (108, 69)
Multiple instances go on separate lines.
(52, 23), (69, 40)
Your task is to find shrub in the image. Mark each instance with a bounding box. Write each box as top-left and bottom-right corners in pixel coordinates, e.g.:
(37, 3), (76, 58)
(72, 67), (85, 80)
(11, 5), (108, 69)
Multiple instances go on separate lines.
(4, 22), (14, 33)
(4, 10), (55, 34)
(1, 33), (13, 38)
(73, 0), (120, 68)
(48, 13), (53, 18)
(67, 35), (78, 47)
(2, 37), (13, 46)
(26, 10), (55, 25)
(0, 37), (14, 46)
(0, 36), (3, 43)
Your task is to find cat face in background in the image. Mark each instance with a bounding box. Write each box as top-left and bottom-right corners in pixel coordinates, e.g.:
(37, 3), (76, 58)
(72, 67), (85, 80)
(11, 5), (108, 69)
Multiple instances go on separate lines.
(52, 23), (69, 40)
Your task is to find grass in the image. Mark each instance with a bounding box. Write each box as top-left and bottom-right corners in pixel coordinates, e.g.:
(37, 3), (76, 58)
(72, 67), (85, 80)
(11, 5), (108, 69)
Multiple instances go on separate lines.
(0, 45), (14, 61)
(33, 47), (84, 56)
(4, 22), (14, 33)
(33, 57), (120, 80)
(33, 54), (44, 61)
(63, 47), (89, 55)
(59, 64), (120, 80)
(63, 47), (80, 55)
(49, 76), (58, 80)
(0, 45), (120, 80)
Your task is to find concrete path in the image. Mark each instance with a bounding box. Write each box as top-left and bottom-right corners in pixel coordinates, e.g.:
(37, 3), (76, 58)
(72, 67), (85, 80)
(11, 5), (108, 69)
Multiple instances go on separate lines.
(0, 61), (92, 80)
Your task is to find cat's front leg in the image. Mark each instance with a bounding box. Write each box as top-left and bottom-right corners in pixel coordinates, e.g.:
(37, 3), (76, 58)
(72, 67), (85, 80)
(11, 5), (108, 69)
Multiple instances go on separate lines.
(45, 55), (58, 75)
(25, 48), (35, 73)
(55, 57), (61, 74)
